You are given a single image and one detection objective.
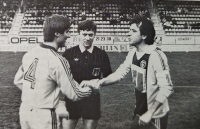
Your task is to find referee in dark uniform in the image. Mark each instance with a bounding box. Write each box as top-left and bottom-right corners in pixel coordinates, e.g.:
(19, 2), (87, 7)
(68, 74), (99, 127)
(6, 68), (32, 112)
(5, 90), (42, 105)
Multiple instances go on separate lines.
(62, 20), (112, 129)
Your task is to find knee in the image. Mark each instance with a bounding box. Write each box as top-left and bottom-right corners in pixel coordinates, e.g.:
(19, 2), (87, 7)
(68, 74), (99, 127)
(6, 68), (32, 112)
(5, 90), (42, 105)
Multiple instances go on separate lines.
(84, 120), (98, 129)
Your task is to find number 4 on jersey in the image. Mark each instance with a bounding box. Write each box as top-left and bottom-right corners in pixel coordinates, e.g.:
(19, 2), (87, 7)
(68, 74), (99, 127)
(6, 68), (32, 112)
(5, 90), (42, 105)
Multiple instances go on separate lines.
(24, 58), (39, 89)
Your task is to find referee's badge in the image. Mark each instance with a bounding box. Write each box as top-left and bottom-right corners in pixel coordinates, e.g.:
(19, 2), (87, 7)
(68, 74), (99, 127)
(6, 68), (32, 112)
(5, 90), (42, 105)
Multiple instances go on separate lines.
(140, 60), (146, 69)
(92, 68), (100, 76)
(74, 58), (79, 61)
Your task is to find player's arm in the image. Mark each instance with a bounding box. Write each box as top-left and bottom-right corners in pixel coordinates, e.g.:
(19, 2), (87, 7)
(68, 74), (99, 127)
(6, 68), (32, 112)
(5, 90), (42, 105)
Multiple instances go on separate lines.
(13, 65), (24, 90)
(55, 51), (77, 122)
(52, 56), (92, 101)
(61, 49), (91, 100)
(153, 51), (174, 104)
(80, 49), (134, 88)
(139, 51), (174, 125)
(99, 49), (134, 86)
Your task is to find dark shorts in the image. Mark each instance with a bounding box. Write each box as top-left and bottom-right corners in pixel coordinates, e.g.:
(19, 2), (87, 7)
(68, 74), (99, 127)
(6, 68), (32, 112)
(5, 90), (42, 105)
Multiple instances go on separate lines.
(65, 92), (101, 120)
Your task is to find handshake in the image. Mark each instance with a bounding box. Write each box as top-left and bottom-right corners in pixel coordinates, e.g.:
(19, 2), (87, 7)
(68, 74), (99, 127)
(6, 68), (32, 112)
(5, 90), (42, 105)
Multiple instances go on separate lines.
(79, 79), (102, 93)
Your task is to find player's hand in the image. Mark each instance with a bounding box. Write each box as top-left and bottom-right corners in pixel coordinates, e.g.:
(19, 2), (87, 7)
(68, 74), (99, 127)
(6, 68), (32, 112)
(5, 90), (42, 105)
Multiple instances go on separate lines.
(55, 101), (69, 128)
(80, 79), (101, 92)
(79, 86), (93, 96)
(139, 111), (153, 126)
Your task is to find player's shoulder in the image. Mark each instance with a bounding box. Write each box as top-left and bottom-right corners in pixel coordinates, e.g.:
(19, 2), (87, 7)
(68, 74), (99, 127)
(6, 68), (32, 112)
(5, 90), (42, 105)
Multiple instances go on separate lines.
(149, 47), (168, 69)
(23, 45), (41, 59)
(151, 47), (167, 61)
(49, 49), (66, 61)
(49, 49), (70, 68)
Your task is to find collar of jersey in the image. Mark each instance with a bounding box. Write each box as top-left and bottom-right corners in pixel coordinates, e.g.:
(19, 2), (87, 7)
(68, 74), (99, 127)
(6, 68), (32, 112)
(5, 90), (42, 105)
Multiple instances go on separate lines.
(40, 43), (57, 52)
(134, 44), (157, 54)
(79, 43), (94, 53)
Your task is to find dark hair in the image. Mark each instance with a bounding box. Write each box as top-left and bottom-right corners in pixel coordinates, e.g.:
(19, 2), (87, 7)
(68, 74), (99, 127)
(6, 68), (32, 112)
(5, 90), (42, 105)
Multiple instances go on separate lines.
(129, 16), (155, 45)
(77, 20), (97, 33)
(43, 14), (71, 42)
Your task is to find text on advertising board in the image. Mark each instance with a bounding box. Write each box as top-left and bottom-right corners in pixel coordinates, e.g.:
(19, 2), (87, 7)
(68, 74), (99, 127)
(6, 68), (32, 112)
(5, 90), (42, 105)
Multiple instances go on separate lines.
(10, 37), (43, 44)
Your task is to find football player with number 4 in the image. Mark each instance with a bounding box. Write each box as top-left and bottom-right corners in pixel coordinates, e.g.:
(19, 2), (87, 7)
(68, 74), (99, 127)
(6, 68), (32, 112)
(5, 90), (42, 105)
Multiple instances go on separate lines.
(80, 16), (174, 129)
(14, 14), (93, 129)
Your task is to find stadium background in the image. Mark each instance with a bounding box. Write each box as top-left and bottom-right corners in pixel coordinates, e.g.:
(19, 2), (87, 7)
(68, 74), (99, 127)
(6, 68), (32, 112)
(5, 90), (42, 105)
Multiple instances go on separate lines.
(0, 0), (200, 129)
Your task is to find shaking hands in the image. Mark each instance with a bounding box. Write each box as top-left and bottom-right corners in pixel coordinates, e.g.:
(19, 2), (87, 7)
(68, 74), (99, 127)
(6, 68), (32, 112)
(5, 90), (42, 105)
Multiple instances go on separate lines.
(80, 79), (102, 93)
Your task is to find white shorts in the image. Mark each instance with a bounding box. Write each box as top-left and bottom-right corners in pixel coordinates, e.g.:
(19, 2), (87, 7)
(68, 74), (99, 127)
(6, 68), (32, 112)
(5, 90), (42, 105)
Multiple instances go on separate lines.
(19, 103), (57, 129)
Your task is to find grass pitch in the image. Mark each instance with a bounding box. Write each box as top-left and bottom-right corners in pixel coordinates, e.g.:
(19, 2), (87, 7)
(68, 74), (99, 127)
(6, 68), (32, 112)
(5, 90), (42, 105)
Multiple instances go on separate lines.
(0, 51), (200, 129)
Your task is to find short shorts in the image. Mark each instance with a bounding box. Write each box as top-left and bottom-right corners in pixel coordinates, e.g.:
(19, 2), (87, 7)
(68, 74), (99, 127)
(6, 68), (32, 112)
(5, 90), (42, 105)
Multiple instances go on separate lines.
(65, 92), (101, 120)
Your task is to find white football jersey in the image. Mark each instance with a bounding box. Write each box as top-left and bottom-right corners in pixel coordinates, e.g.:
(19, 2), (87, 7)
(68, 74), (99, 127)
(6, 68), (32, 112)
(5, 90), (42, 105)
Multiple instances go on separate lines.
(14, 44), (91, 109)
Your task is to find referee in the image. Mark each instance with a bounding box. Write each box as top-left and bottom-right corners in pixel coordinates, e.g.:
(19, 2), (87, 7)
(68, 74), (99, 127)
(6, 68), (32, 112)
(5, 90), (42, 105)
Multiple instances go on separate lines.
(62, 20), (112, 129)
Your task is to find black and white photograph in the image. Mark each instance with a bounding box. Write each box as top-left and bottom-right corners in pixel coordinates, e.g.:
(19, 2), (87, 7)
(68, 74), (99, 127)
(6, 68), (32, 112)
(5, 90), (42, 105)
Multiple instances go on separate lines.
(0, 0), (200, 129)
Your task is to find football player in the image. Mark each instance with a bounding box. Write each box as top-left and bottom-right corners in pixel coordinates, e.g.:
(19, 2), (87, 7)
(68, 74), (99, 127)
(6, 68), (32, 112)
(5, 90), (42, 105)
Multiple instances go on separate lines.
(14, 14), (92, 129)
(80, 16), (174, 129)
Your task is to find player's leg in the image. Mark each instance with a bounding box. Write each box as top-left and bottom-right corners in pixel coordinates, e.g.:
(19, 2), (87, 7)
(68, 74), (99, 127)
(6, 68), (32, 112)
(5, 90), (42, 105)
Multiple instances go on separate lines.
(32, 108), (57, 129)
(19, 104), (31, 129)
(62, 119), (79, 129)
(82, 93), (101, 129)
(83, 119), (98, 129)
(160, 113), (168, 129)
